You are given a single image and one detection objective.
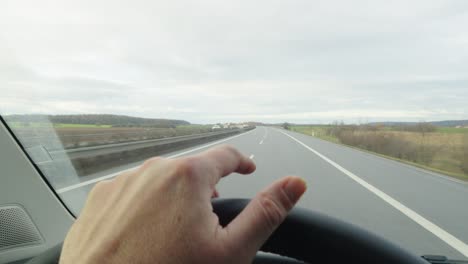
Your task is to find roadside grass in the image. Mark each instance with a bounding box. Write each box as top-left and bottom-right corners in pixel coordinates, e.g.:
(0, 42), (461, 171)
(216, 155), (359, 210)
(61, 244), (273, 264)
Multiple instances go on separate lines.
(290, 125), (340, 143)
(334, 139), (468, 181)
(291, 125), (468, 181)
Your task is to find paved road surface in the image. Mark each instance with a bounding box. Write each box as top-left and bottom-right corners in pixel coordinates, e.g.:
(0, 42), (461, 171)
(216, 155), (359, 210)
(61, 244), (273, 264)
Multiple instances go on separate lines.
(58, 127), (468, 260)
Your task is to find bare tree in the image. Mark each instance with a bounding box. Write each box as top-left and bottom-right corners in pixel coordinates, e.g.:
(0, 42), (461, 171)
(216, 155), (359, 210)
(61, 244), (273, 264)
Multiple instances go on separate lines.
(462, 135), (468, 174)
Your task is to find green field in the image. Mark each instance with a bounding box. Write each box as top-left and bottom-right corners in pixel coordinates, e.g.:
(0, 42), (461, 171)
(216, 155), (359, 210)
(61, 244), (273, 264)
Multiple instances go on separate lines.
(54, 123), (210, 129)
(8, 122), (112, 128)
(436, 127), (468, 134)
(8, 122), (49, 128)
(53, 123), (112, 128)
(55, 123), (212, 129)
(9, 121), (211, 130)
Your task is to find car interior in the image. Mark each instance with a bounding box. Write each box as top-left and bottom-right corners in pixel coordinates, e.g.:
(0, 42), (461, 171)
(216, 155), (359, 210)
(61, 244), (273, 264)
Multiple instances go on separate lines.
(1, 115), (466, 264)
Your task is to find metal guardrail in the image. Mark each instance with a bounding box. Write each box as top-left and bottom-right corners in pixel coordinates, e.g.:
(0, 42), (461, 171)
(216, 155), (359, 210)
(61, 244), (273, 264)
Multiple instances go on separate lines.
(36, 128), (253, 178)
(48, 129), (246, 160)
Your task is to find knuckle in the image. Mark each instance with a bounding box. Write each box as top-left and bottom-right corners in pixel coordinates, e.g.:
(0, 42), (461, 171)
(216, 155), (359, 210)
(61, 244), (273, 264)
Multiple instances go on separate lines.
(173, 157), (198, 178)
(278, 187), (295, 211)
(113, 172), (130, 185)
(92, 180), (108, 191)
(141, 156), (164, 170)
(88, 180), (112, 198)
(257, 192), (286, 230)
(220, 143), (234, 151)
(222, 144), (239, 155)
(207, 244), (229, 262)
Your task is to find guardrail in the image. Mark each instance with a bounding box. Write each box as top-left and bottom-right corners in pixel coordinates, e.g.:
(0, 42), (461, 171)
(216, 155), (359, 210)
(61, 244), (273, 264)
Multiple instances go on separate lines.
(50, 129), (246, 159)
(35, 128), (253, 181)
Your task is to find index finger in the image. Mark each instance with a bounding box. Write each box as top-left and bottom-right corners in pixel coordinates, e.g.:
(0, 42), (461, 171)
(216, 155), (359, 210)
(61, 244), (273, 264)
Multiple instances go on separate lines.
(189, 144), (256, 185)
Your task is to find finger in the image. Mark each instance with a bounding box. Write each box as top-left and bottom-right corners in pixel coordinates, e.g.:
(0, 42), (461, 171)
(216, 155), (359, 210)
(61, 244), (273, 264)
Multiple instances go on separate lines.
(223, 176), (307, 255)
(190, 145), (256, 185)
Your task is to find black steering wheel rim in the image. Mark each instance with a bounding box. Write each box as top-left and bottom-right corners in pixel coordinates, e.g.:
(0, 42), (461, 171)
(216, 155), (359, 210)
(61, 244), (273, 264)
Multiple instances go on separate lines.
(213, 198), (428, 264)
(26, 198), (428, 264)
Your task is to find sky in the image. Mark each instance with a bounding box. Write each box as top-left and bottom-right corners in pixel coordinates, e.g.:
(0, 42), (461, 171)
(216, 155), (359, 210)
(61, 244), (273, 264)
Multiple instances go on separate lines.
(1, 0), (467, 124)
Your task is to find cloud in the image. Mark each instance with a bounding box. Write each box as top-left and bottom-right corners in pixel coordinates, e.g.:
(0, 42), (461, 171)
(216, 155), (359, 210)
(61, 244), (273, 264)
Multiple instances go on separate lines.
(0, 0), (467, 123)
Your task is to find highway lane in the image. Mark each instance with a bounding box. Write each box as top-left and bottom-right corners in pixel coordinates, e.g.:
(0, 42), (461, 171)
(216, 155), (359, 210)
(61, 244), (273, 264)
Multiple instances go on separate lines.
(58, 126), (468, 260)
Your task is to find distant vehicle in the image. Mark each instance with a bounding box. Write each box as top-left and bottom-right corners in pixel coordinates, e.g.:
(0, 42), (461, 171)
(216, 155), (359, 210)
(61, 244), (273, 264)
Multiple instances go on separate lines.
(212, 124), (222, 130)
(235, 124), (249, 129)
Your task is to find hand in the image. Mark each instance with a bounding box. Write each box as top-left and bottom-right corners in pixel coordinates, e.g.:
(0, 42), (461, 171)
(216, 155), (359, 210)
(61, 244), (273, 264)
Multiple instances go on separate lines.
(60, 145), (307, 264)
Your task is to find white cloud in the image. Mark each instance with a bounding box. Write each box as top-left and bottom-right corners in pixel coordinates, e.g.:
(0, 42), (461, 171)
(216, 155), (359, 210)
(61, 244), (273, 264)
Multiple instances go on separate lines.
(1, 0), (467, 123)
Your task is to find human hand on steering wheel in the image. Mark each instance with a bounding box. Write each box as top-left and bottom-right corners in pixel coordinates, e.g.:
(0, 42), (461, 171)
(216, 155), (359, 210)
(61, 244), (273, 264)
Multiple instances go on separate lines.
(60, 145), (307, 264)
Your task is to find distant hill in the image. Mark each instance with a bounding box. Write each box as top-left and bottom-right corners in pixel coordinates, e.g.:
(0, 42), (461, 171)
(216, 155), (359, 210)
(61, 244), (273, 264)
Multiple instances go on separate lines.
(429, 120), (468, 127)
(6, 114), (190, 128)
(369, 120), (468, 127)
(245, 121), (264, 126)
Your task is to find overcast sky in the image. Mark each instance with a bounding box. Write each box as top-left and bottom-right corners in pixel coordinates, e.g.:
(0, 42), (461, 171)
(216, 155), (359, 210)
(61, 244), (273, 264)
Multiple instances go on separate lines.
(1, 0), (467, 124)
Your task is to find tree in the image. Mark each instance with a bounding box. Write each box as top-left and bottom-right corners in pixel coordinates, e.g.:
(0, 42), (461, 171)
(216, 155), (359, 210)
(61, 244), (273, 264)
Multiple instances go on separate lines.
(462, 135), (468, 174)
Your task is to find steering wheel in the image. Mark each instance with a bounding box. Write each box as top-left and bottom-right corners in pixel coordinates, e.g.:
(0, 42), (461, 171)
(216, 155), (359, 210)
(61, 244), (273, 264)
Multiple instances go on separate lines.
(26, 198), (428, 264)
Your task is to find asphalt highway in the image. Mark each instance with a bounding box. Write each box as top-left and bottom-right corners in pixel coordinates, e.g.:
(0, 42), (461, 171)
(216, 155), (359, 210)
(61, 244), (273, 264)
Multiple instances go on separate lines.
(58, 126), (468, 260)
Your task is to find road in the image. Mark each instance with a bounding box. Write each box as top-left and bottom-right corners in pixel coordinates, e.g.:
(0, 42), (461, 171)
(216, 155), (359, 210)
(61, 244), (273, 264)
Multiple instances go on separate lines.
(58, 126), (468, 260)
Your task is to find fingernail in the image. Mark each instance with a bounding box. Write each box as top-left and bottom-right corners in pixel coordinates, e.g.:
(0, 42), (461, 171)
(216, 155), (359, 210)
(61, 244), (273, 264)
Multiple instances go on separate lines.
(284, 177), (307, 203)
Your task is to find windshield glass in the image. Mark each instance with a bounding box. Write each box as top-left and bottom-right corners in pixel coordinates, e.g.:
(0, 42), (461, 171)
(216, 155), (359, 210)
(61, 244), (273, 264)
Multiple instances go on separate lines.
(1, 0), (467, 260)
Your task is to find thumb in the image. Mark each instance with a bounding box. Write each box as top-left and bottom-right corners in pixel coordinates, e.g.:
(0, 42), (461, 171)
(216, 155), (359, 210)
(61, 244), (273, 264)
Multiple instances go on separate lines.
(224, 176), (307, 257)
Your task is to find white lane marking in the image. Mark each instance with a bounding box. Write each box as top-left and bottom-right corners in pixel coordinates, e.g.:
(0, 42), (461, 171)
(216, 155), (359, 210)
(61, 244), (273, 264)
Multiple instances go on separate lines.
(258, 126), (268, 145)
(56, 129), (255, 194)
(249, 154), (255, 160)
(278, 130), (468, 258)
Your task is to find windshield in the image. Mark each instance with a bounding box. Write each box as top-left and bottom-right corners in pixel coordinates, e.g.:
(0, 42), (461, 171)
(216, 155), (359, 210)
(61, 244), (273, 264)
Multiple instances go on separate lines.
(1, 0), (467, 260)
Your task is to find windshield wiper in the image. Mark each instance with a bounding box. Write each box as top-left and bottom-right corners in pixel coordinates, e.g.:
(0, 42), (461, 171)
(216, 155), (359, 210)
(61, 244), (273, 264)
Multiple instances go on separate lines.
(422, 255), (468, 264)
